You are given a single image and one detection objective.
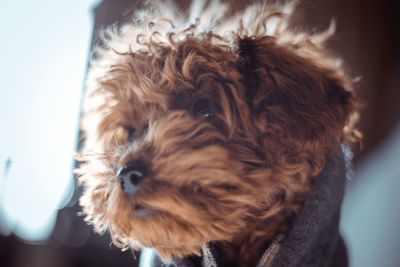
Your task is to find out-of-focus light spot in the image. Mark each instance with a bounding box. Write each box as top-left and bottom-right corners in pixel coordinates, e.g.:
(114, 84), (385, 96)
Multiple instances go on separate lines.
(139, 248), (157, 267)
(0, 0), (99, 242)
(341, 121), (400, 267)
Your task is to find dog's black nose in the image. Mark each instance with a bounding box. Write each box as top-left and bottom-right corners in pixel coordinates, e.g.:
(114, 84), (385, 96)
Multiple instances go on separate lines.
(117, 160), (148, 195)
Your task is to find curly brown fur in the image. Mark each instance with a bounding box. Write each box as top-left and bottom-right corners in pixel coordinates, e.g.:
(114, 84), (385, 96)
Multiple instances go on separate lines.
(76, 1), (358, 266)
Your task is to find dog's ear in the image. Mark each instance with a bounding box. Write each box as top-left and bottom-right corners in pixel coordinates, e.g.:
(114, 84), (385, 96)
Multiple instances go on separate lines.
(237, 36), (355, 142)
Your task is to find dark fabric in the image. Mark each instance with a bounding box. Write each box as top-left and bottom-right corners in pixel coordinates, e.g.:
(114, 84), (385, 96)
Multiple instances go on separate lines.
(271, 152), (347, 267)
(141, 151), (349, 267)
(330, 235), (348, 267)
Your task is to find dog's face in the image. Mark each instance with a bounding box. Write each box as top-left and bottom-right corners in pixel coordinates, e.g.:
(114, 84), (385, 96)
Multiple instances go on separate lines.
(77, 3), (356, 260)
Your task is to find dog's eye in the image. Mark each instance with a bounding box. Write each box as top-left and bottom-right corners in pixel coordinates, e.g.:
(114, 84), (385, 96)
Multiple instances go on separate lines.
(124, 126), (137, 142)
(191, 98), (214, 119)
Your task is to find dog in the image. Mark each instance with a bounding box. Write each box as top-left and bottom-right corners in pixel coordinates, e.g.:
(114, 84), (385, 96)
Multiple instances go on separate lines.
(76, 1), (358, 266)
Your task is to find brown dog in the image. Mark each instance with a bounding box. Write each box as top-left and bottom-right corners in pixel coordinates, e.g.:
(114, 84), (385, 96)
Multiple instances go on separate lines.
(76, 1), (358, 266)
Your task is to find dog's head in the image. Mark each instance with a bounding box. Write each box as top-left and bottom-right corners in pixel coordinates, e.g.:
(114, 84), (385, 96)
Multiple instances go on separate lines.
(77, 1), (357, 260)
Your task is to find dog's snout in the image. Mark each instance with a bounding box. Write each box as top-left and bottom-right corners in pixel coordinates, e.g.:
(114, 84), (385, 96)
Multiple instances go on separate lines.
(117, 160), (148, 194)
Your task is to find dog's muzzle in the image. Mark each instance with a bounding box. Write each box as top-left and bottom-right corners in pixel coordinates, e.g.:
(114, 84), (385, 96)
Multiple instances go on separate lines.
(117, 160), (148, 195)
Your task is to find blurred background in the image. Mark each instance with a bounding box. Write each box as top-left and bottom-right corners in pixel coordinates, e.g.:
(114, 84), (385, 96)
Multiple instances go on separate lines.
(0, 0), (398, 266)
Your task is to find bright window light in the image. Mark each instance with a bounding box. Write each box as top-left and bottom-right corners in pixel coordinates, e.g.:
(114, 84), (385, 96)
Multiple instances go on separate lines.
(0, 0), (100, 242)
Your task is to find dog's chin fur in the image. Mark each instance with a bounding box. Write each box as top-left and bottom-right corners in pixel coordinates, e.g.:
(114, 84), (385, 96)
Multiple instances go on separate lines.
(76, 0), (358, 265)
